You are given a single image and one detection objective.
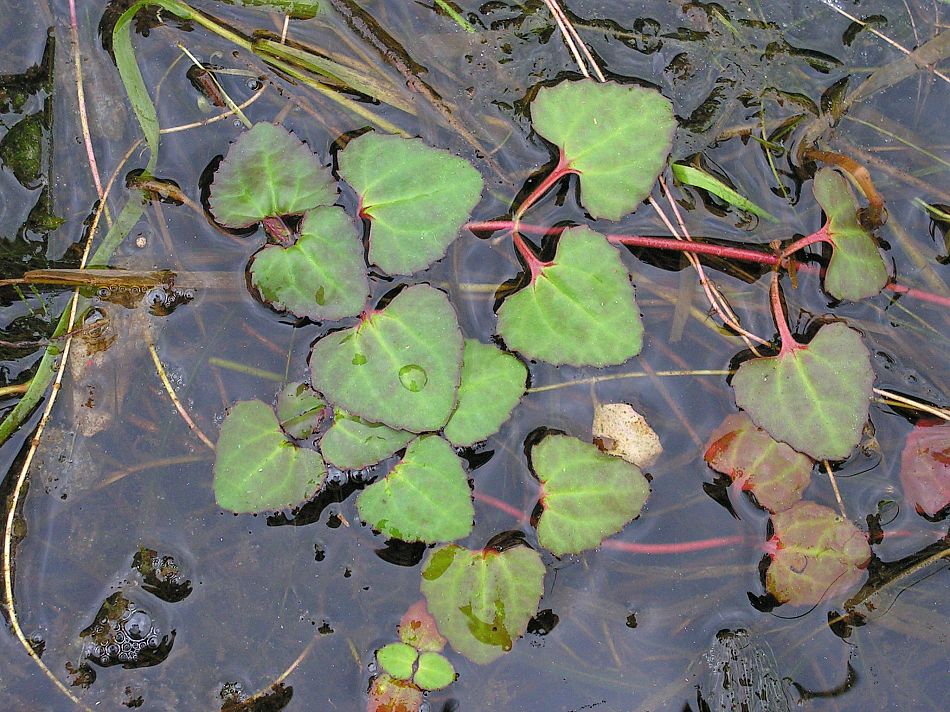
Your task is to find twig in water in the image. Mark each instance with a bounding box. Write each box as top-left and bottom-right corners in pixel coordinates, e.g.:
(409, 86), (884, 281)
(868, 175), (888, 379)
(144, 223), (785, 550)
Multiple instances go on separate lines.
(146, 335), (215, 451)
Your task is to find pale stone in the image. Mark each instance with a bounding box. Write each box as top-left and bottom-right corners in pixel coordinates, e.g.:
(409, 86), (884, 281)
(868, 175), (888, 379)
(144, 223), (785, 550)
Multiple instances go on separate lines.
(592, 403), (662, 468)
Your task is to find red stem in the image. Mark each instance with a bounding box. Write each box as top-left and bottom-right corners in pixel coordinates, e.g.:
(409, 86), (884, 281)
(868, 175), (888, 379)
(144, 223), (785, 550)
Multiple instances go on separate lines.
(607, 234), (779, 265)
(513, 151), (575, 221)
(781, 224), (832, 259)
(512, 231), (550, 282)
(473, 491), (528, 522)
(602, 535), (747, 555)
(771, 272), (802, 354)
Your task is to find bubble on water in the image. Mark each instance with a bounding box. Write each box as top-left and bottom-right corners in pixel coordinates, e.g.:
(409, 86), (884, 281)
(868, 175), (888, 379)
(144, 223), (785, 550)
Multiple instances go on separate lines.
(398, 364), (427, 392)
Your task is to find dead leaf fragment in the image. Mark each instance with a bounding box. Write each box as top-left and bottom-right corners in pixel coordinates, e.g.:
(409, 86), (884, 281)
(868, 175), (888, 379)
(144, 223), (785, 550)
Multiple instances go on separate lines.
(592, 403), (662, 468)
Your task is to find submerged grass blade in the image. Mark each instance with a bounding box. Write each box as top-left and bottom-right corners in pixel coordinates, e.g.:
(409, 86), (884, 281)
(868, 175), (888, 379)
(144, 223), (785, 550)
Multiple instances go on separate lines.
(672, 163), (778, 222)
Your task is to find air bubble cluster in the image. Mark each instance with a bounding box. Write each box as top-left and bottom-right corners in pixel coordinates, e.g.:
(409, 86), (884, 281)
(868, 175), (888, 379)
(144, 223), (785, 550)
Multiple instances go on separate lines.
(80, 592), (174, 669)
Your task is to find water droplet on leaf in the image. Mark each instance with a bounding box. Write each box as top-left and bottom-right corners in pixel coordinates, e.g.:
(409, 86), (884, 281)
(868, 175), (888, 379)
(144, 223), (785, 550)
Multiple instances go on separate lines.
(398, 364), (427, 392)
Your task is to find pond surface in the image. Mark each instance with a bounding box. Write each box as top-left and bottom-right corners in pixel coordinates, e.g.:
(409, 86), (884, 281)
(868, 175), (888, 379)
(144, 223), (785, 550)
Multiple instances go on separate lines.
(1, 1), (948, 710)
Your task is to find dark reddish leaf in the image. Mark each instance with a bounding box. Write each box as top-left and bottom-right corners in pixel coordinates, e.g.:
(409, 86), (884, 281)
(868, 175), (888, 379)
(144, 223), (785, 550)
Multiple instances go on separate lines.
(398, 600), (446, 652)
(899, 423), (950, 518)
(704, 413), (813, 513)
(367, 674), (422, 712)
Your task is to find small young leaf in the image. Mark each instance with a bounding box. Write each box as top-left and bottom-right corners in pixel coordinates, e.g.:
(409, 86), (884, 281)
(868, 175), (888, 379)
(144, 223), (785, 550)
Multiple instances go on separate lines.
(532, 434), (650, 556)
(671, 163), (778, 222)
(497, 227), (643, 366)
(367, 674), (423, 712)
(376, 642), (417, 681)
(765, 501), (870, 606)
(420, 543), (545, 664)
(398, 600), (446, 652)
(310, 284), (464, 432)
(704, 413), (813, 513)
(899, 423), (950, 518)
(213, 400), (326, 513)
(250, 206), (369, 321)
(531, 80), (675, 220)
(320, 410), (412, 470)
(357, 436), (474, 543)
(813, 167), (888, 301)
(339, 132), (483, 274)
(733, 322), (874, 461)
(414, 652), (455, 691)
(276, 381), (327, 440)
(209, 123), (336, 228)
(443, 340), (527, 447)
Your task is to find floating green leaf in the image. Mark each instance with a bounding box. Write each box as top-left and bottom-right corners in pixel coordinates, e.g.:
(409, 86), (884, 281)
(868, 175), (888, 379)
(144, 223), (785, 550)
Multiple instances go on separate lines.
(358, 435), (473, 543)
(376, 642), (417, 681)
(899, 423), (950, 518)
(310, 284), (463, 432)
(531, 80), (675, 220)
(733, 323), (873, 461)
(249, 206), (368, 320)
(532, 434), (650, 556)
(276, 381), (327, 440)
(338, 132), (483, 274)
(414, 652), (456, 691)
(496, 227), (642, 366)
(443, 340), (527, 447)
(209, 122), (336, 228)
(420, 543), (545, 664)
(672, 163), (778, 222)
(704, 413), (813, 513)
(226, 0), (320, 19)
(320, 410), (412, 470)
(813, 167), (888, 301)
(766, 501), (871, 606)
(213, 400), (326, 512)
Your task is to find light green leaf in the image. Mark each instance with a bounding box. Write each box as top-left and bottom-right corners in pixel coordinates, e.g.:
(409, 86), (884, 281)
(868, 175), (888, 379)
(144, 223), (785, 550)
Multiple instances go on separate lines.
(338, 132), (483, 274)
(225, 0), (320, 19)
(672, 163), (778, 222)
(531, 80), (675, 220)
(213, 400), (326, 513)
(376, 642), (417, 681)
(496, 226), (642, 366)
(414, 652), (456, 691)
(276, 381), (327, 440)
(532, 434), (650, 556)
(420, 544), (545, 664)
(249, 206), (368, 321)
(733, 322), (874, 460)
(443, 340), (527, 447)
(309, 284), (463, 432)
(813, 167), (888, 301)
(320, 410), (412, 470)
(209, 122), (337, 228)
(357, 435), (473, 543)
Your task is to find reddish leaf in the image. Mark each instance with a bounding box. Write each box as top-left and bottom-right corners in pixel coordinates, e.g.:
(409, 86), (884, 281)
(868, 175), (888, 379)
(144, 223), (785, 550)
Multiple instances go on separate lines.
(367, 674), (423, 712)
(398, 600), (446, 652)
(765, 502), (870, 607)
(704, 413), (813, 513)
(899, 423), (950, 518)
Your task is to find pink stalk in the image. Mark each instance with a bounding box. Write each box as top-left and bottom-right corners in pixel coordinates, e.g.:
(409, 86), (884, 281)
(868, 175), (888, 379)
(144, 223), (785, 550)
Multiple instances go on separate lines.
(602, 535), (747, 554)
(512, 231), (551, 282)
(513, 151), (576, 221)
(473, 491), (528, 522)
(69, 0), (104, 199)
(607, 234), (780, 265)
(770, 272), (802, 354)
(781, 224), (832, 259)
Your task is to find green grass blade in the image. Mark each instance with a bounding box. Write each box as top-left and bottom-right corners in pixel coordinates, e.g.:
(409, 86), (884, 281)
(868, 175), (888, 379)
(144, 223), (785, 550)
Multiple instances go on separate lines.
(672, 163), (778, 222)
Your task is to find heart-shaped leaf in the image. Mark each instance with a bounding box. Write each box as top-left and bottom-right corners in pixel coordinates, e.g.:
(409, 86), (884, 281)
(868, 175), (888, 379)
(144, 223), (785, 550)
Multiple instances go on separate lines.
(367, 674), (423, 712)
(399, 600), (446, 652)
(705, 413), (813, 513)
(899, 423), (950, 518)
(338, 132), (483, 274)
(765, 501), (871, 606)
(414, 652), (455, 691)
(497, 227), (643, 366)
(320, 410), (412, 470)
(531, 80), (675, 220)
(813, 168), (888, 301)
(213, 400), (326, 513)
(443, 340), (527, 447)
(357, 435), (473, 543)
(420, 543), (545, 664)
(531, 434), (650, 556)
(309, 284), (464, 432)
(376, 642), (417, 681)
(733, 322), (874, 461)
(209, 123), (337, 228)
(249, 206), (369, 321)
(276, 381), (328, 440)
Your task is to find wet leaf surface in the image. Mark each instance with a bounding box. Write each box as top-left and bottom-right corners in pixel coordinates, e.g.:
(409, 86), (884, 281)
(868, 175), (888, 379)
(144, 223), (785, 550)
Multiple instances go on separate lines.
(704, 412), (813, 513)
(339, 132), (483, 274)
(320, 410), (412, 470)
(414, 651), (455, 690)
(733, 323), (874, 460)
(377, 642), (417, 681)
(398, 600), (446, 652)
(420, 543), (545, 664)
(532, 434), (650, 556)
(275, 381), (328, 441)
(309, 285), (464, 432)
(899, 423), (950, 518)
(497, 227), (642, 366)
(357, 435), (474, 543)
(531, 80), (675, 220)
(367, 674), (423, 712)
(213, 400), (326, 513)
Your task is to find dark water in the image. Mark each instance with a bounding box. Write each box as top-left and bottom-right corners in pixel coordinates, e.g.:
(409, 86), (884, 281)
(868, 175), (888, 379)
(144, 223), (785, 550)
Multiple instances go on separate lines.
(1, 1), (948, 710)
